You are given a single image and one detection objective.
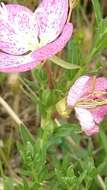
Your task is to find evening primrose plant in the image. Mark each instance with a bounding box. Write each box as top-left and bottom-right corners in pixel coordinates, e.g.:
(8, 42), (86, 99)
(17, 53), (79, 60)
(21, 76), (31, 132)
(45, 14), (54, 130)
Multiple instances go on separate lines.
(0, 0), (107, 190)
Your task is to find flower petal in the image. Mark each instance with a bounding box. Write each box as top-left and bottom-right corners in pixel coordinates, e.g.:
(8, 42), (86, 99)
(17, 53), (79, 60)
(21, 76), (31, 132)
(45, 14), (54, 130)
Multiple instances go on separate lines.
(0, 52), (40, 72)
(35, 0), (68, 45)
(75, 107), (99, 136)
(81, 77), (107, 95)
(32, 23), (73, 61)
(0, 4), (39, 55)
(95, 77), (107, 91)
(67, 76), (90, 107)
(91, 105), (107, 124)
(0, 23), (73, 73)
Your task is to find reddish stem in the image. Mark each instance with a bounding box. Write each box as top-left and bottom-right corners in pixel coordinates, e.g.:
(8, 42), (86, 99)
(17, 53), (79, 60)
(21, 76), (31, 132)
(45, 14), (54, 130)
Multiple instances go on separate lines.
(44, 62), (54, 89)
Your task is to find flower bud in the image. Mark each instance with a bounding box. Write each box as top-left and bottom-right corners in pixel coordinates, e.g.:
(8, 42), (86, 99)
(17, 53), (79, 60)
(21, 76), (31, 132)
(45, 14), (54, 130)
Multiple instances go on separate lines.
(56, 97), (71, 118)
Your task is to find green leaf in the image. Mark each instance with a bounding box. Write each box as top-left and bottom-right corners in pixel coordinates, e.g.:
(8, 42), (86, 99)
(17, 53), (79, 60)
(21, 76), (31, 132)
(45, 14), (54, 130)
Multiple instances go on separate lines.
(105, 177), (107, 189)
(67, 33), (83, 65)
(99, 129), (107, 155)
(89, 18), (107, 62)
(49, 56), (80, 70)
(53, 124), (79, 138)
(92, 0), (102, 24)
(32, 64), (48, 82)
(55, 166), (78, 190)
(19, 124), (35, 145)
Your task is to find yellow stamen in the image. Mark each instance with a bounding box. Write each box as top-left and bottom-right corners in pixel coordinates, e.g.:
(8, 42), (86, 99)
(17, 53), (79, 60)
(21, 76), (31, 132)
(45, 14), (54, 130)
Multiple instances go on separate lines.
(76, 98), (107, 109)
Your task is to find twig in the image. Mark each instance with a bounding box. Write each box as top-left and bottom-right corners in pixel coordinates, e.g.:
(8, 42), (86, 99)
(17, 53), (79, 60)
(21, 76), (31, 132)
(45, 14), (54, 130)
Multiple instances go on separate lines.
(68, 0), (73, 22)
(97, 175), (106, 190)
(0, 96), (22, 126)
(68, 0), (79, 22)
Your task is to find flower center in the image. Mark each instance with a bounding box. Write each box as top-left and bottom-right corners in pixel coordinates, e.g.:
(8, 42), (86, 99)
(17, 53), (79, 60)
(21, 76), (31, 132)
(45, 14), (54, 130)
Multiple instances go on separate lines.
(75, 91), (107, 109)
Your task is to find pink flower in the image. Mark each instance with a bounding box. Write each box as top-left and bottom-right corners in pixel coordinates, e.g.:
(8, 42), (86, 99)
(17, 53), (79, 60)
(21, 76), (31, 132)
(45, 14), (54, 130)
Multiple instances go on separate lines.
(0, 1), (73, 72)
(67, 76), (107, 136)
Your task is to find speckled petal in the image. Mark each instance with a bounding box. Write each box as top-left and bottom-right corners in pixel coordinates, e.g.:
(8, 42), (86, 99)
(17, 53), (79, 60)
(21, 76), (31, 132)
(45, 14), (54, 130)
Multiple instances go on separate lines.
(6, 4), (39, 38)
(32, 23), (73, 61)
(67, 76), (90, 107)
(0, 23), (73, 73)
(0, 52), (40, 72)
(6, 4), (33, 32)
(0, 4), (38, 55)
(75, 107), (99, 136)
(91, 105), (107, 124)
(35, 0), (68, 45)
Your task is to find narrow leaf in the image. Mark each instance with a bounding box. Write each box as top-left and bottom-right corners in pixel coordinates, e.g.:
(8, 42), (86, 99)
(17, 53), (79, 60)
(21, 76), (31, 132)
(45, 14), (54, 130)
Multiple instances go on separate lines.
(49, 56), (80, 70)
(92, 0), (102, 24)
(19, 124), (35, 145)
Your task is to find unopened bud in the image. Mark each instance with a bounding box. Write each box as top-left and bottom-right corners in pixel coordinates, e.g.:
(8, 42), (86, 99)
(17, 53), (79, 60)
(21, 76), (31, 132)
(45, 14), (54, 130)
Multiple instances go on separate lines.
(56, 97), (71, 118)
